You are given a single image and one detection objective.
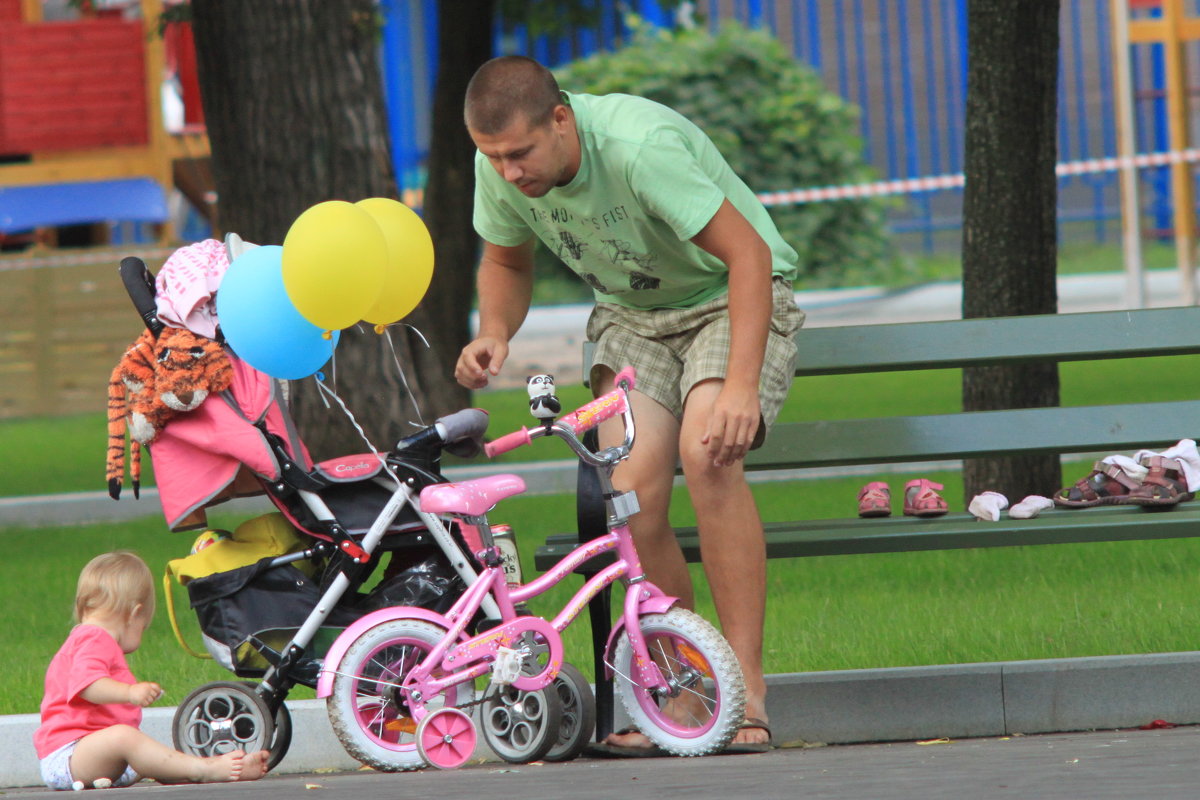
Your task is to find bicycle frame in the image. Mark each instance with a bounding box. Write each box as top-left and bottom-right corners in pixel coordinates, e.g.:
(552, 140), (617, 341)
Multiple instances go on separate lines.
(316, 368), (680, 711)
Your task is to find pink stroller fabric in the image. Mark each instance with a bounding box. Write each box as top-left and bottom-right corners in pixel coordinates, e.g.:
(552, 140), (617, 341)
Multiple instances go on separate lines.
(150, 355), (312, 531)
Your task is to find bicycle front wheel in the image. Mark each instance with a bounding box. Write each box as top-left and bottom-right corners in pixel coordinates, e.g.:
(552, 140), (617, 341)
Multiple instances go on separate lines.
(611, 608), (745, 756)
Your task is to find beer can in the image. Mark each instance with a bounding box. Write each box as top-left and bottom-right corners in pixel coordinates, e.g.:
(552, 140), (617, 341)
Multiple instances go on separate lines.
(491, 524), (523, 589)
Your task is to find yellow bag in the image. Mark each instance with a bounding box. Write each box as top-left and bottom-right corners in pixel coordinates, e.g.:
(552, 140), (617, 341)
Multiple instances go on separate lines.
(163, 512), (313, 658)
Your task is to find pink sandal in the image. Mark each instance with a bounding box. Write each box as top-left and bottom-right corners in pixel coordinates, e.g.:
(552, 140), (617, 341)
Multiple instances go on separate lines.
(857, 481), (891, 517)
(903, 479), (948, 517)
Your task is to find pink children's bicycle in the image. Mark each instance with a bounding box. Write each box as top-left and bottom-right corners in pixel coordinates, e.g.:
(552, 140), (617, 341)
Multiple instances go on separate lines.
(316, 367), (746, 769)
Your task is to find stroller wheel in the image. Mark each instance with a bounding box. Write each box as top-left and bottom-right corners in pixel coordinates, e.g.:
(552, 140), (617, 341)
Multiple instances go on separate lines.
(172, 681), (276, 763)
(479, 679), (562, 764)
(543, 662), (596, 762)
(240, 682), (293, 771)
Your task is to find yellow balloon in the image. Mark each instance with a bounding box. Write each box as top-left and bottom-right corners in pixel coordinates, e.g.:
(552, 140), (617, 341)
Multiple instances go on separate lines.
(282, 200), (387, 330)
(355, 197), (435, 327)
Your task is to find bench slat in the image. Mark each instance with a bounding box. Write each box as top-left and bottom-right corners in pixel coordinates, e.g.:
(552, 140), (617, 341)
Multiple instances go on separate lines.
(794, 307), (1200, 375)
(533, 505), (1200, 570)
(583, 307), (1200, 385)
(750, 400), (1200, 469)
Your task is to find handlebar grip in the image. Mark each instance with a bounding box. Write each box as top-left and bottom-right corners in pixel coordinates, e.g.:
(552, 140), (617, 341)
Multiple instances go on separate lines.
(484, 427), (533, 458)
(614, 366), (636, 391)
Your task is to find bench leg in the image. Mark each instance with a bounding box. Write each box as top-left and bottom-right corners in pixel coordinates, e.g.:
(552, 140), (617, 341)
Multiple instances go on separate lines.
(577, 429), (614, 741)
(587, 584), (614, 741)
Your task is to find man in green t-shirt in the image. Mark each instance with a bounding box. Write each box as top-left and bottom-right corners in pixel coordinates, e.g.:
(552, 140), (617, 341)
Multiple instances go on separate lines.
(456, 56), (804, 754)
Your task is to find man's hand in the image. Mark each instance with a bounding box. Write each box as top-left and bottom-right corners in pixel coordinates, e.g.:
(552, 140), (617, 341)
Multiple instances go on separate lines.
(455, 336), (510, 389)
(700, 381), (761, 467)
(128, 681), (163, 707)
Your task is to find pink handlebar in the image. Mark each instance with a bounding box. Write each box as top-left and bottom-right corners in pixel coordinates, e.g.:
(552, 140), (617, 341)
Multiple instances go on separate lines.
(559, 387), (629, 436)
(483, 368), (637, 457)
(484, 427), (532, 458)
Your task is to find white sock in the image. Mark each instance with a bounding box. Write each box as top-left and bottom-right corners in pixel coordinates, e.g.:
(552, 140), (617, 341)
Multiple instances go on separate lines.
(968, 491), (1009, 522)
(1009, 495), (1054, 519)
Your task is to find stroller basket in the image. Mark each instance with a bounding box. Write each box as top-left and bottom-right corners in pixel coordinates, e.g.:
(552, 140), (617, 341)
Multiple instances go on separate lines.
(186, 549), (465, 679)
(186, 557), (360, 676)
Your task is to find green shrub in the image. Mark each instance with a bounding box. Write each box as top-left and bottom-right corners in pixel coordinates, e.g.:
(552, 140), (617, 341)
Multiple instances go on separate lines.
(552, 19), (902, 288)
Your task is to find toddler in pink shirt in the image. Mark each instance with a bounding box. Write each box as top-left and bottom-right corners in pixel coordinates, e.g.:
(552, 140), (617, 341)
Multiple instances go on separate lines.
(35, 551), (269, 790)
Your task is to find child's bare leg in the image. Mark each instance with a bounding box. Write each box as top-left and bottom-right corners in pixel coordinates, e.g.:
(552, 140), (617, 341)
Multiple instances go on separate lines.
(70, 725), (269, 784)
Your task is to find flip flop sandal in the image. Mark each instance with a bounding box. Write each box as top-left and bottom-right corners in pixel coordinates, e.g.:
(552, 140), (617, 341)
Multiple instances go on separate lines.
(903, 479), (948, 517)
(857, 481), (891, 517)
(1127, 456), (1194, 508)
(582, 726), (668, 759)
(721, 717), (774, 755)
(1053, 461), (1140, 508)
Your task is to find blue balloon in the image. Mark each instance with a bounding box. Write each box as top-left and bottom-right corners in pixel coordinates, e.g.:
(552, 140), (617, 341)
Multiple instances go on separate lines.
(216, 245), (339, 380)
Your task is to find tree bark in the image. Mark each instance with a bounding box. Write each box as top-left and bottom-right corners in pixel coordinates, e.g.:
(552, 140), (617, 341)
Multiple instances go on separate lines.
(189, 0), (488, 458)
(961, 1), (1062, 501)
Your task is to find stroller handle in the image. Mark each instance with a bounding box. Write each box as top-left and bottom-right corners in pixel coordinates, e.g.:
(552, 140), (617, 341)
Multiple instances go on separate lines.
(119, 257), (164, 337)
(393, 408), (490, 460)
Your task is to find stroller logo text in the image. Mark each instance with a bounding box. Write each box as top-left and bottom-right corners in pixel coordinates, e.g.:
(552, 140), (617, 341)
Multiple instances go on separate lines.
(327, 459), (376, 478)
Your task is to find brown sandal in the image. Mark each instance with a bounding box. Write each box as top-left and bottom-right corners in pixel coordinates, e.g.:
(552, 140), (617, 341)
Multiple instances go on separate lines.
(1127, 456), (1193, 508)
(1053, 461), (1140, 508)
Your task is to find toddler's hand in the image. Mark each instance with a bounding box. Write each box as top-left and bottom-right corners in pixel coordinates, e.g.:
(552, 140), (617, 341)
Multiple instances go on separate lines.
(129, 681), (163, 707)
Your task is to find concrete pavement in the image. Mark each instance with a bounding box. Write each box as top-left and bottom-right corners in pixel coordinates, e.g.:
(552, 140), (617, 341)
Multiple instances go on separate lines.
(3, 726), (1198, 799)
(4, 650), (1198, 788)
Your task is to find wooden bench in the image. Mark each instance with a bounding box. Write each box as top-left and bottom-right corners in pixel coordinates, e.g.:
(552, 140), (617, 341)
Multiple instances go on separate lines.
(532, 305), (1200, 737)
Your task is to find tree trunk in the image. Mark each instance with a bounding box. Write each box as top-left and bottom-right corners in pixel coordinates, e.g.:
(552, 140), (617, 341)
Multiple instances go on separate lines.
(189, 0), (486, 458)
(961, 1), (1062, 501)
(410, 0), (498, 420)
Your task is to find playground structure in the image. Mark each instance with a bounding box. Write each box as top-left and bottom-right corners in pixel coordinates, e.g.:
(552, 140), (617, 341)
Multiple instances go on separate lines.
(0, 0), (210, 248)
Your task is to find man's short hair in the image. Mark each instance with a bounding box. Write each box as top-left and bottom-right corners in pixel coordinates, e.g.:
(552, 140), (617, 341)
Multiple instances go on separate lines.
(465, 56), (562, 135)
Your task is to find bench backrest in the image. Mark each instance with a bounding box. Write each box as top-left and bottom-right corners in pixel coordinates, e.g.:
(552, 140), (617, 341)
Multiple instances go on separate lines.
(584, 306), (1200, 471)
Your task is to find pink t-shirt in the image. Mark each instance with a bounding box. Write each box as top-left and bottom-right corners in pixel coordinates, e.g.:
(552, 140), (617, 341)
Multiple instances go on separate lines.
(34, 625), (143, 759)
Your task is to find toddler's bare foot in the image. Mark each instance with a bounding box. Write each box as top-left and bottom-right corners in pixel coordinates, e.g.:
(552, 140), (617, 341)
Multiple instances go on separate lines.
(237, 750), (270, 781)
(200, 750), (246, 782)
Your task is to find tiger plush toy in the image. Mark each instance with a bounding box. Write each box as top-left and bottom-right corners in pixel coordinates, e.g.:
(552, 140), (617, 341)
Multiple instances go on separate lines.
(106, 327), (233, 499)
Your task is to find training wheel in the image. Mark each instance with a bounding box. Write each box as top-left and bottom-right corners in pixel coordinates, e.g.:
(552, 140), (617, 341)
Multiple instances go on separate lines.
(415, 707), (476, 769)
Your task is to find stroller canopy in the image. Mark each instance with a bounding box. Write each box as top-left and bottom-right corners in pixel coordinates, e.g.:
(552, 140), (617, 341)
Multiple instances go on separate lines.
(151, 355), (311, 531)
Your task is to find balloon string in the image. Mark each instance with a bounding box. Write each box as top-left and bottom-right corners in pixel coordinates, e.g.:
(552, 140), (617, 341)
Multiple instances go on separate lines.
(312, 377), (400, 490)
(382, 324), (430, 429)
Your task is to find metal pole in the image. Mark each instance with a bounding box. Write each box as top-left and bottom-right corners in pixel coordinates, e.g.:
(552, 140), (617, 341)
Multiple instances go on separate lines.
(1111, 0), (1147, 308)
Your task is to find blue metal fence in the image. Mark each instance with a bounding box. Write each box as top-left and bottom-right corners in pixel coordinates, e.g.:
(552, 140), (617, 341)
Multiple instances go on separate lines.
(379, 1), (1178, 255)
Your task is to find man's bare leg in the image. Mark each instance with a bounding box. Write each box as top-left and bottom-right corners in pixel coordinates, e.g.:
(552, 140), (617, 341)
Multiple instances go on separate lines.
(593, 373), (693, 751)
(679, 379), (769, 747)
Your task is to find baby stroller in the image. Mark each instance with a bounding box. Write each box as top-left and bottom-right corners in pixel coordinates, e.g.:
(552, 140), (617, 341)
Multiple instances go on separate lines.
(113, 252), (593, 770)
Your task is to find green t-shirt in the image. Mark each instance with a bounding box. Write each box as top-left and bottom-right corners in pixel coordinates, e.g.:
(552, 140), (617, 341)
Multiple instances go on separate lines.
(472, 91), (799, 309)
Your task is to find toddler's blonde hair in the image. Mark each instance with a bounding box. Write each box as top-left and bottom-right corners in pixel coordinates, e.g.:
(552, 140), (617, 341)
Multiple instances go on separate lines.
(74, 551), (155, 624)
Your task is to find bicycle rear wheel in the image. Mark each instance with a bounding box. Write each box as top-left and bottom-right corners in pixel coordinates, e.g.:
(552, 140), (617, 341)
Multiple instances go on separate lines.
(611, 608), (745, 756)
(327, 619), (473, 771)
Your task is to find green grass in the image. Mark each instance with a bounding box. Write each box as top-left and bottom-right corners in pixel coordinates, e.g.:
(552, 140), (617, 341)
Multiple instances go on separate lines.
(6, 467), (1200, 716)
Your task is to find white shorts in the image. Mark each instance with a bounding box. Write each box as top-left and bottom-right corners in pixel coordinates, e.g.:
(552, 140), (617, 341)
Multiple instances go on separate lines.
(40, 739), (140, 791)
